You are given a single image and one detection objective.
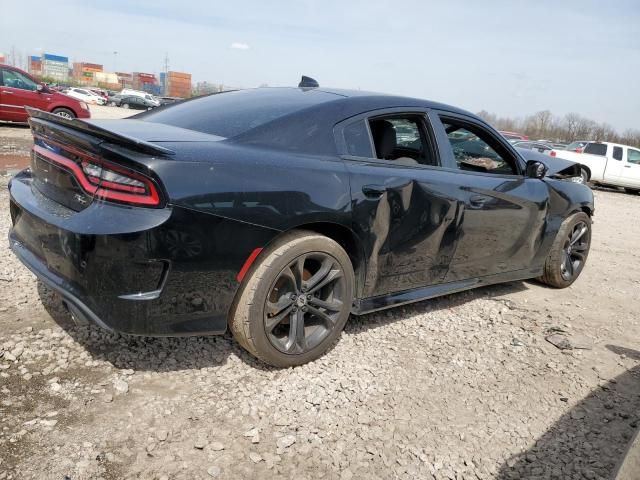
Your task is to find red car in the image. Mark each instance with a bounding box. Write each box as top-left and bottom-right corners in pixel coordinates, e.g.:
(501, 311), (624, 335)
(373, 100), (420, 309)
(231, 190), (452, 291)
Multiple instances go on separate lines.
(0, 64), (91, 122)
(499, 130), (529, 141)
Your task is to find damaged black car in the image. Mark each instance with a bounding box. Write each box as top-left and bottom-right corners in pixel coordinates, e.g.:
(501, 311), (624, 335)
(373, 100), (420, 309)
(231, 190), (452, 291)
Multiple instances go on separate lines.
(8, 83), (594, 367)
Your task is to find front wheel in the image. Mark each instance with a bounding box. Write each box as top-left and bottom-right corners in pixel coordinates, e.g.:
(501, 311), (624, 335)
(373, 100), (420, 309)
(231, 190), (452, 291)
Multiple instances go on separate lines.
(538, 212), (591, 288)
(52, 108), (75, 119)
(122, 103), (130, 109)
(624, 188), (640, 195)
(230, 231), (354, 367)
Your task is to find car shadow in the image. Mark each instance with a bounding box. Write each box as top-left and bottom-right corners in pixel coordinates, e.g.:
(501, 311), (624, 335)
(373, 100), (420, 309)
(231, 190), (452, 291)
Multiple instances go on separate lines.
(38, 279), (530, 372)
(497, 346), (640, 479)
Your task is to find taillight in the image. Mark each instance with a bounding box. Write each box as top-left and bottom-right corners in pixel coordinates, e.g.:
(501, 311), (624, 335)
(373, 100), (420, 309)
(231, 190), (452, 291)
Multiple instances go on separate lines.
(550, 151), (556, 157)
(33, 143), (161, 206)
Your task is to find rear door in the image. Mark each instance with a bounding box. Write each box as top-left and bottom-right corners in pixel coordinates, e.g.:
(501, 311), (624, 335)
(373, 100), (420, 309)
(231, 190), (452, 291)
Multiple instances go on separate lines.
(0, 67), (48, 122)
(429, 111), (549, 281)
(337, 109), (461, 298)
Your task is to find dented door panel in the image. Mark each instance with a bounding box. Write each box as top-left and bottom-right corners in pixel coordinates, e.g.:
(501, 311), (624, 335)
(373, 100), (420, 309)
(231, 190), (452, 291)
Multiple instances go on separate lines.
(347, 160), (462, 297)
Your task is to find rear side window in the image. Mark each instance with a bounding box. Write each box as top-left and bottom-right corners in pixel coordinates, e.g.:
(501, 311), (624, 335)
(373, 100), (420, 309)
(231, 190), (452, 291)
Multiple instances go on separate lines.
(584, 143), (607, 156)
(613, 146), (623, 160)
(343, 120), (373, 157)
(142, 88), (338, 138)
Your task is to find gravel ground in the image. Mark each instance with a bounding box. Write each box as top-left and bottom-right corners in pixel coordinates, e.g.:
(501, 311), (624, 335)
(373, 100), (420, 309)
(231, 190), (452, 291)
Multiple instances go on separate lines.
(0, 141), (639, 478)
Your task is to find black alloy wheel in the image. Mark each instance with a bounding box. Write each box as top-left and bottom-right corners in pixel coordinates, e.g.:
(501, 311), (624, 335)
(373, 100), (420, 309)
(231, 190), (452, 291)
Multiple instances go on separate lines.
(264, 253), (346, 354)
(539, 212), (591, 288)
(229, 230), (354, 367)
(560, 221), (590, 281)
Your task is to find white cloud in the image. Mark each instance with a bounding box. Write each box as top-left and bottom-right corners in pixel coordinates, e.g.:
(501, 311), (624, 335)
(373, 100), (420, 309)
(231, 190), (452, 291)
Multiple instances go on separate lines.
(230, 42), (250, 50)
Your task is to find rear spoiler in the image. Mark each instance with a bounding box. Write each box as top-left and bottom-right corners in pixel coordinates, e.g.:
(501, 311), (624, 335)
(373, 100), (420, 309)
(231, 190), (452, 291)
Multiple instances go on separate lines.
(26, 107), (175, 156)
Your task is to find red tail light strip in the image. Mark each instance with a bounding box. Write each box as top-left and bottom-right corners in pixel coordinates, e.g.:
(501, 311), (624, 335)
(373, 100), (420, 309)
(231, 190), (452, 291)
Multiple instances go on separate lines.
(33, 144), (160, 206)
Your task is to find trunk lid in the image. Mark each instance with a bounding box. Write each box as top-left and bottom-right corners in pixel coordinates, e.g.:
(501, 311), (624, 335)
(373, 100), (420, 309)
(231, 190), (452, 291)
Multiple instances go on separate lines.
(25, 108), (223, 212)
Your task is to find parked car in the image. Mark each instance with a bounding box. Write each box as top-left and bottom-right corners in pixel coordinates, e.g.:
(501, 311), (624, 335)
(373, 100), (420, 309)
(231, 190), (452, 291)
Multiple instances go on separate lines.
(550, 141), (640, 192)
(157, 96), (182, 105)
(65, 87), (104, 105)
(8, 85), (594, 367)
(512, 141), (554, 154)
(120, 89), (160, 106)
(564, 140), (591, 153)
(115, 95), (158, 110)
(0, 64), (91, 121)
(499, 130), (529, 141)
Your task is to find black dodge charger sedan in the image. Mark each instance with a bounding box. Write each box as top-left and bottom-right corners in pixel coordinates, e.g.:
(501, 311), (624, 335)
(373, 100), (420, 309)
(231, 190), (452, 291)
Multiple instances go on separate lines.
(8, 83), (594, 367)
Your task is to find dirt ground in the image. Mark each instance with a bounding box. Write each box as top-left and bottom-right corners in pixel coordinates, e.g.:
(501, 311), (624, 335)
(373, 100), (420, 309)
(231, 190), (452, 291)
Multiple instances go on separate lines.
(0, 119), (639, 479)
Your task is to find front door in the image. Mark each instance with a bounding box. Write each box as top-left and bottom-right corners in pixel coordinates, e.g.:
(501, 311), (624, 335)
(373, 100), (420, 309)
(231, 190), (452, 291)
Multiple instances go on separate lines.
(0, 68), (49, 122)
(429, 111), (549, 281)
(622, 147), (640, 188)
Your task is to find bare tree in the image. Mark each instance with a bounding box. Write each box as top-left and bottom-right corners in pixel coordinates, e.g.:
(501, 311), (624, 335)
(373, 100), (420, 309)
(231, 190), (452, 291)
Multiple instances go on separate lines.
(475, 110), (640, 148)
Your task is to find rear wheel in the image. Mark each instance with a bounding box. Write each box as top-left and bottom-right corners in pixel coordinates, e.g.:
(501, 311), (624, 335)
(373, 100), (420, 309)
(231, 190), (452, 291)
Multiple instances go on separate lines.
(624, 188), (640, 195)
(539, 212), (591, 288)
(230, 230), (354, 367)
(52, 108), (75, 119)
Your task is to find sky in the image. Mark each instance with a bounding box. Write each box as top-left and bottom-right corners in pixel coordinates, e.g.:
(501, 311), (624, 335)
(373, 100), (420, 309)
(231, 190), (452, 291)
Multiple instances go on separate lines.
(1, 0), (639, 131)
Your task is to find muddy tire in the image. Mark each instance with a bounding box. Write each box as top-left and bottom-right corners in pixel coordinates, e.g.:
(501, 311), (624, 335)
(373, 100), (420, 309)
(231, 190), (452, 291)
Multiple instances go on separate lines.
(229, 230), (354, 367)
(539, 212), (591, 288)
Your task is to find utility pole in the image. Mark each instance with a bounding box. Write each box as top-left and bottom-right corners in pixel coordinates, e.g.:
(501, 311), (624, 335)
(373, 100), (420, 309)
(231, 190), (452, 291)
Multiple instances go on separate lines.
(163, 52), (169, 95)
(10, 45), (17, 66)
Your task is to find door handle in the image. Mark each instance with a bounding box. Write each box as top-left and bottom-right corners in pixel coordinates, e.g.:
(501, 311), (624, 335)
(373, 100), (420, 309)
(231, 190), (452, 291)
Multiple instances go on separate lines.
(1, 90), (13, 94)
(362, 185), (388, 198)
(469, 195), (487, 208)
(624, 165), (631, 168)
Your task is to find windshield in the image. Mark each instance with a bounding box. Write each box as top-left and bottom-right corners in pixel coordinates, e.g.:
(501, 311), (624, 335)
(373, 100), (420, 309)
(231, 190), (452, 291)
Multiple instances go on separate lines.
(142, 88), (338, 138)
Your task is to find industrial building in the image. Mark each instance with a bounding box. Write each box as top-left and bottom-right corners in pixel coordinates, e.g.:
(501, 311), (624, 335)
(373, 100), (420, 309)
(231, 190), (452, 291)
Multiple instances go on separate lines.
(166, 71), (192, 98)
(41, 53), (69, 82)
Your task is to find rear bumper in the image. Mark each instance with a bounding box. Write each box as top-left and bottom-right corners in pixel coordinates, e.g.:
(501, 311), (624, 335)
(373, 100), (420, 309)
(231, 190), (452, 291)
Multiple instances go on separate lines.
(8, 170), (276, 336)
(9, 236), (114, 332)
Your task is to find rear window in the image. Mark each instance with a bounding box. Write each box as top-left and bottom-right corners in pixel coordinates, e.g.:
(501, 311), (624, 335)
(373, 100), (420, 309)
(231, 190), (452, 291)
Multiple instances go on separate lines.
(142, 88), (338, 138)
(584, 143), (607, 156)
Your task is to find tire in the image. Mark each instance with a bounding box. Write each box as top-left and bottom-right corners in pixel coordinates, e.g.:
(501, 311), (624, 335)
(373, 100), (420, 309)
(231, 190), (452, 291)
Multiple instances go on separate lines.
(624, 188), (640, 195)
(52, 108), (75, 119)
(229, 230), (354, 367)
(579, 168), (589, 184)
(122, 103), (130, 109)
(538, 212), (591, 288)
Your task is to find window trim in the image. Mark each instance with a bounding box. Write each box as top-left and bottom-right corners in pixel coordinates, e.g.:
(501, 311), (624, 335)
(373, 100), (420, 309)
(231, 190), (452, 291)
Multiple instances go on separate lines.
(429, 110), (525, 177)
(333, 107), (441, 170)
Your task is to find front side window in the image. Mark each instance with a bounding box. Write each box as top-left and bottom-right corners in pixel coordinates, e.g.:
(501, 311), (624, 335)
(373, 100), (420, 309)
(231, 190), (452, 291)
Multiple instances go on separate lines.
(628, 148), (640, 165)
(441, 119), (518, 175)
(367, 115), (436, 166)
(584, 143), (607, 156)
(1, 69), (37, 91)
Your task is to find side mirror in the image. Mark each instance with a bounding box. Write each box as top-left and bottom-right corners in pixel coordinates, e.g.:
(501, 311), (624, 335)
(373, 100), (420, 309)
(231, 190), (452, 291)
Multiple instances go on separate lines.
(525, 160), (548, 179)
(36, 84), (45, 93)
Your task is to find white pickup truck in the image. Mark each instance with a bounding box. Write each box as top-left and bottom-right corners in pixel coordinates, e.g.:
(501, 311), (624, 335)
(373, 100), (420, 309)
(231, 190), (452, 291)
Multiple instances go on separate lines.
(551, 141), (640, 193)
